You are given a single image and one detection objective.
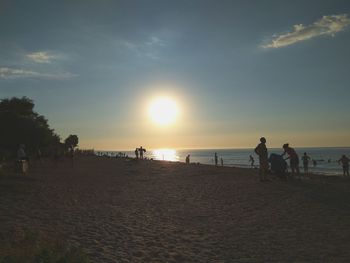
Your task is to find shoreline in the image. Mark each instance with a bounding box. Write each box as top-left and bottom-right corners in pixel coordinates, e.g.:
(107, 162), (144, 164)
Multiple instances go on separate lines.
(95, 154), (347, 177)
(97, 146), (350, 176)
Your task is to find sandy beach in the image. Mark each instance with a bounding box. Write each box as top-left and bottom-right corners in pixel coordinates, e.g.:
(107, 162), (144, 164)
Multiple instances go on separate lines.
(1, 156), (350, 262)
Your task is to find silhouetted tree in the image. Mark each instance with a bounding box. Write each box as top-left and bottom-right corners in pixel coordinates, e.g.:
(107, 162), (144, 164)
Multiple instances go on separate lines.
(64, 135), (79, 150)
(0, 97), (61, 159)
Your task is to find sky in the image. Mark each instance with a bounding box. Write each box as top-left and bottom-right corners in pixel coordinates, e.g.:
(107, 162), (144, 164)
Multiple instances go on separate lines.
(1, 0), (350, 150)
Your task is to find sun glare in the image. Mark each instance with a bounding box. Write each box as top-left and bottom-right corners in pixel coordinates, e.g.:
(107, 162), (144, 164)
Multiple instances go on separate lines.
(148, 97), (179, 126)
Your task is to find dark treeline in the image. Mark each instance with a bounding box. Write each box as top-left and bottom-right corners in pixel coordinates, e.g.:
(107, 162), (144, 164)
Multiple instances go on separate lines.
(0, 96), (78, 160)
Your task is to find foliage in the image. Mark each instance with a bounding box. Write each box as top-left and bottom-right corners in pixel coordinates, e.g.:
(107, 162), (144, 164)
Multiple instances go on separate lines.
(0, 97), (61, 159)
(64, 135), (79, 150)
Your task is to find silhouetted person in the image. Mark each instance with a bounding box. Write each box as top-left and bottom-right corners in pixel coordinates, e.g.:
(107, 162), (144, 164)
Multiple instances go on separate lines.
(69, 147), (74, 168)
(17, 144), (28, 174)
(53, 147), (60, 166)
(301, 152), (311, 175)
(312, 159), (317, 167)
(17, 144), (28, 161)
(214, 152), (218, 166)
(36, 148), (42, 163)
(254, 137), (269, 181)
(139, 146), (146, 159)
(249, 155), (255, 167)
(220, 158), (223, 167)
(282, 143), (300, 176)
(135, 148), (139, 159)
(186, 154), (190, 164)
(338, 155), (350, 176)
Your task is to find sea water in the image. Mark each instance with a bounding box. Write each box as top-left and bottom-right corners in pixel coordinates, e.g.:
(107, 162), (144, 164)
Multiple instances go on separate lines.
(101, 147), (350, 176)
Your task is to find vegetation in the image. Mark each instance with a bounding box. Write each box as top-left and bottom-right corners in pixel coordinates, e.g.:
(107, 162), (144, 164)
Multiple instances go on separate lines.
(0, 97), (77, 160)
(64, 135), (79, 151)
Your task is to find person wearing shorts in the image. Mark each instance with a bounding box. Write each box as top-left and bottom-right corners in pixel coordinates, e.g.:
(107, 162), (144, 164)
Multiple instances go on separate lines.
(282, 143), (300, 176)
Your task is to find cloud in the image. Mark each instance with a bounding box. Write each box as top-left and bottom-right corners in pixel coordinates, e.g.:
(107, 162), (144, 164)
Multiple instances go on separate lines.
(119, 36), (166, 60)
(264, 14), (350, 48)
(26, 51), (57, 63)
(0, 67), (76, 80)
(145, 36), (166, 47)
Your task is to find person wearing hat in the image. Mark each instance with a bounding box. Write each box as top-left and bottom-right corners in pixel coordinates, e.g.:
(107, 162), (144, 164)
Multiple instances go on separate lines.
(282, 143), (300, 176)
(254, 137), (269, 181)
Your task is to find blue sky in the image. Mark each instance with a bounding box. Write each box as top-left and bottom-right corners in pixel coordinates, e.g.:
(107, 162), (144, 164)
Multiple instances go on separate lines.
(1, 0), (350, 149)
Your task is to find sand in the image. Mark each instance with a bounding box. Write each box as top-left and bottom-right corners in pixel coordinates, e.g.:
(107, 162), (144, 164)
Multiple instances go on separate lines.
(1, 156), (350, 262)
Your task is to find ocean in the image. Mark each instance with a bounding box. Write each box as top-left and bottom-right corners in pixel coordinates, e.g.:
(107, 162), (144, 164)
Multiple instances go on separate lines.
(100, 147), (350, 176)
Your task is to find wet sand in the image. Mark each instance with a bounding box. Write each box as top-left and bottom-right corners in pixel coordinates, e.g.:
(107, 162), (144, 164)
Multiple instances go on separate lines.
(1, 156), (350, 262)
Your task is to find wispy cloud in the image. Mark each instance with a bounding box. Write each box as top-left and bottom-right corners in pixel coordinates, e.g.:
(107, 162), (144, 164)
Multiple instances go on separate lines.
(0, 67), (76, 80)
(119, 36), (166, 60)
(264, 14), (350, 48)
(145, 36), (166, 47)
(26, 51), (57, 63)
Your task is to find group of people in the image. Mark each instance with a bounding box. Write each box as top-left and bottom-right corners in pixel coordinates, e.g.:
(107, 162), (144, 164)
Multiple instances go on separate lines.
(185, 152), (224, 166)
(214, 152), (224, 167)
(254, 137), (350, 181)
(134, 146), (146, 159)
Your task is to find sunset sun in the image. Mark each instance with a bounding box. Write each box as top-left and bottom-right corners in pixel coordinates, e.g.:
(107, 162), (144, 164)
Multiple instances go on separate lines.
(148, 97), (179, 126)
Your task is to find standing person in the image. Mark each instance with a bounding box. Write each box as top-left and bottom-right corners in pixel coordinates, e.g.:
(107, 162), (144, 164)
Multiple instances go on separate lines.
(17, 144), (28, 174)
(220, 158), (223, 167)
(17, 144), (27, 161)
(282, 143), (300, 177)
(249, 155), (255, 167)
(36, 148), (42, 164)
(254, 137), (269, 181)
(214, 152), (218, 167)
(135, 148), (139, 159)
(186, 154), (190, 164)
(69, 147), (74, 168)
(139, 146), (146, 159)
(301, 152), (311, 175)
(338, 155), (350, 176)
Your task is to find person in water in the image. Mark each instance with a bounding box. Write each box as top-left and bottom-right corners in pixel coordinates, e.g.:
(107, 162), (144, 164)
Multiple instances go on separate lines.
(338, 155), (350, 176)
(301, 152), (311, 175)
(282, 143), (300, 176)
(254, 137), (269, 181)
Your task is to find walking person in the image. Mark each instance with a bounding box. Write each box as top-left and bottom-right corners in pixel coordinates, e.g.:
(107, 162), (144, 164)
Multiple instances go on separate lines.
(338, 155), (350, 176)
(254, 137), (269, 181)
(214, 152), (218, 167)
(282, 143), (300, 177)
(301, 152), (311, 175)
(249, 155), (255, 167)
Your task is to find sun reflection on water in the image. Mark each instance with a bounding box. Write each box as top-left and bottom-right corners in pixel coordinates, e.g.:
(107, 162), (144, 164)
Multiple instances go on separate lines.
(152, 149), (179, 162)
